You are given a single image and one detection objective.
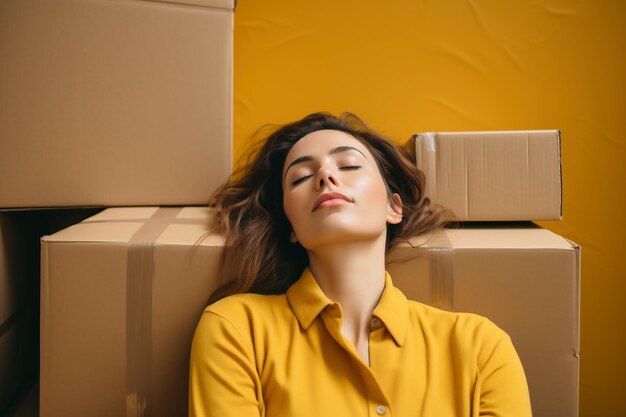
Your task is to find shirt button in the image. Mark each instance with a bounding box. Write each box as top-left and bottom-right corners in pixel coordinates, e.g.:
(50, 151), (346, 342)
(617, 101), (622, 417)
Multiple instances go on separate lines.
(371, 317), (382, 328)
(376, 404), (387, 415)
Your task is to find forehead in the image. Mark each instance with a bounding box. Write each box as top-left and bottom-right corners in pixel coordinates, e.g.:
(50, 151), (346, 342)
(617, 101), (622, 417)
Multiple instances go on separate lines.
(284, 129), (371, 167)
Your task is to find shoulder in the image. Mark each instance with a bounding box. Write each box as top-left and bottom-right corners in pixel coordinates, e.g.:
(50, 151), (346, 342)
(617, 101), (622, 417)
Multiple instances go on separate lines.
(197, 293), (292, 341)
(204, 292), (290, 323)
(207, 292), (287, 314)
(406, 300), (512, 350)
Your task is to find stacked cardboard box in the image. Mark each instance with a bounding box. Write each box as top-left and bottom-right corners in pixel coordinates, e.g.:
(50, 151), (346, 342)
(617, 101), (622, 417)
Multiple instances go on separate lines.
(404, 130), (579, 416)
(0, 0), (234, 415)
(412, 130), (562, 221)
(0, 0), (233, 208)
(387, 224), (579, 417)
(40, 207), (223, 416)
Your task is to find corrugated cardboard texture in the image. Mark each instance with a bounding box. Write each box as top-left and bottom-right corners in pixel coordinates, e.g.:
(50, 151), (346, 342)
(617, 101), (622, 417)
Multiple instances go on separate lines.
(386, 225), (580, 417)
(0, 0), (233, 208)
(414, 130), (562, 221)
(40, 207), (226, 417)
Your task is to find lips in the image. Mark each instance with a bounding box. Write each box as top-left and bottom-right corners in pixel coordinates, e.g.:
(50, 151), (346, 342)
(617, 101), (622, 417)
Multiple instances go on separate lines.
(312, 192), (353, 211)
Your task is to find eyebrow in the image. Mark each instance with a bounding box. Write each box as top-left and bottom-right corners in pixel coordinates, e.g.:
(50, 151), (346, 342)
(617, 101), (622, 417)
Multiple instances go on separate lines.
(283, 146), (368, 179)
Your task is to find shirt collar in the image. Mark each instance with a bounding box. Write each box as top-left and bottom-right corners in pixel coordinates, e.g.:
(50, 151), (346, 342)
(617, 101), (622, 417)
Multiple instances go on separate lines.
(372, 271), (409, 346)
(286, 267), (332, 330)
(286, 267), (409, 346)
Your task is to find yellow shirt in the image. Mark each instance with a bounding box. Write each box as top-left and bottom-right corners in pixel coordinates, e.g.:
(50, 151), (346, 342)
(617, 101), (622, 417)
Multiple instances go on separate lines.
(189, 268), (532, 417)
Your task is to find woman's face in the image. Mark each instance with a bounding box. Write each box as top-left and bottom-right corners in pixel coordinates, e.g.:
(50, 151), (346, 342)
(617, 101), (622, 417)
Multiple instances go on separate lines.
(282, 129), (402, 250)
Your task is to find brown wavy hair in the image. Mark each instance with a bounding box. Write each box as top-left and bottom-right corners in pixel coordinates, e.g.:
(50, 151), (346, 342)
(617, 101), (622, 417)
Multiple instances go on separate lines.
(207, 112), (455, 303)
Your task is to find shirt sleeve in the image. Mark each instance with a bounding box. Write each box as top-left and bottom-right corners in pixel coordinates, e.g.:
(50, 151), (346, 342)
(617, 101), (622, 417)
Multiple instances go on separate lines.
(475, 320), (533, 417)
(189, 309), (262, 417)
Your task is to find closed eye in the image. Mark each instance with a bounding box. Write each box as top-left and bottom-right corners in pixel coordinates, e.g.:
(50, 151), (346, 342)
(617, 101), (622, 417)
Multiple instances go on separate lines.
(291, 166), (361, 186)
(291, 175), (313, 186)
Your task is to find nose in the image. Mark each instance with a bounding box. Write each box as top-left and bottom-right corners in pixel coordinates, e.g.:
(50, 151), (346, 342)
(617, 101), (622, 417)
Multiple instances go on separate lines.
(315, 166), (339, 190)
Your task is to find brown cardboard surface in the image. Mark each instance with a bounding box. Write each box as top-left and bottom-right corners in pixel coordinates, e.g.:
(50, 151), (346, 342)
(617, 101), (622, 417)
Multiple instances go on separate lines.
(386, 224), (580, 417)
(413, 130), (562, 221)
(40, 207), (226, 417)
(0, 0), (233, 208)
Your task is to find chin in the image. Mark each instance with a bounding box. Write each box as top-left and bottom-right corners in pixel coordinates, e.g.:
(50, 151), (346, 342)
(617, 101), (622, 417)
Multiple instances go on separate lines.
(298, 228), (387, 250)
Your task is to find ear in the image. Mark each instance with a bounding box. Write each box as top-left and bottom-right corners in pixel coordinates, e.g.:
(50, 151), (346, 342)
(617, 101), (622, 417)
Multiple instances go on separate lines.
(386, 193), (403, 225)
(289, 231), (298, 243)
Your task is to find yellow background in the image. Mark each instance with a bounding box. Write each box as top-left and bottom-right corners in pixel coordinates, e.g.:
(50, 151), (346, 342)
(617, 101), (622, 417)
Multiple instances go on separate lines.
(233, 1), (625, 415)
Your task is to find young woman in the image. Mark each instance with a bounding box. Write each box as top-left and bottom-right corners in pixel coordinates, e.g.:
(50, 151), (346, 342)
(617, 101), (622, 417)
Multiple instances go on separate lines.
(189, 112), (532, 417)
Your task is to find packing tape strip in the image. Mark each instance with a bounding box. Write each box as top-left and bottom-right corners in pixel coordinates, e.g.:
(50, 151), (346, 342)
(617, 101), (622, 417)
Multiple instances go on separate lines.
(126, 239), (154, 417)
(84, 207), (208, 417)
(414, 133), (438, 204)
(416, 230), (454, 310)
(428, 247), (454, 310)
(386, 229), (454, 310)
(127, 207), (184, 417)
(425, 229), (454, 310)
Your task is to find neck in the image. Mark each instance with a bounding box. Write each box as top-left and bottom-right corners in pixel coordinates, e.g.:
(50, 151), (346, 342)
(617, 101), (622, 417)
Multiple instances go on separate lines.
(306, 234), (387, 349)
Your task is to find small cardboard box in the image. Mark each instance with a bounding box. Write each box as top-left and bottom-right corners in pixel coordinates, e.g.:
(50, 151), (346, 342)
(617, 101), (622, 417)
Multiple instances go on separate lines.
(413, 130), (562, 221)
(40, 207), (226, 417)
(387, 224), (580, 417)
(0, 0), (233, 208)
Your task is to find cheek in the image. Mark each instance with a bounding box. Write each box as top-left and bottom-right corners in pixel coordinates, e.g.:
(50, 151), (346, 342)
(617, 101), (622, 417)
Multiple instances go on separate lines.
(283, 191), (303, 228)
(354, 174), (388, 203)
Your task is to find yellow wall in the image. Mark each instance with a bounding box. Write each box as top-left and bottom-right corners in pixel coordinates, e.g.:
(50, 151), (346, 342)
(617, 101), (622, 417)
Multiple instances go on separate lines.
(233, 1), (626, 415)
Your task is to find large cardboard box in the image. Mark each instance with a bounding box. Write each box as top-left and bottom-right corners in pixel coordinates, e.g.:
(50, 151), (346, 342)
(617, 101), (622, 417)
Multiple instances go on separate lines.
(42, 208), (579, 417)
(0, 0), (233, 208)
(387, 224), (580, 417)
(40, 207), (226, 417)
(413, 130), (562, 221)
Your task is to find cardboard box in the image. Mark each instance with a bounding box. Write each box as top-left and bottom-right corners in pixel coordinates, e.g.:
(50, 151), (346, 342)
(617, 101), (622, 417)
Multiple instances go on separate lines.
(386, 224), (580, 417)
(40, 207), (226, 417)
(413, 130), (562, 221)
(42, 208), (579, 417)
(0, 0), (233, 208)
